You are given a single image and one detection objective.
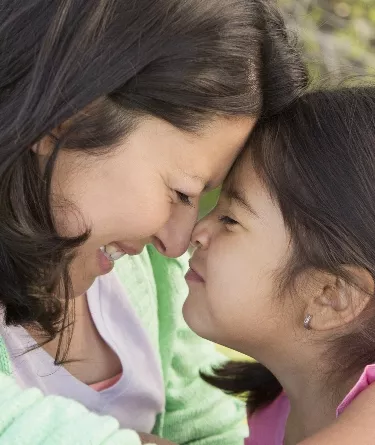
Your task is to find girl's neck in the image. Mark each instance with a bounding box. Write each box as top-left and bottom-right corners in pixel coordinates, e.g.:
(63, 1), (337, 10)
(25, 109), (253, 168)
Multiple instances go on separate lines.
(283, 378), (338, 445)
(274, 362), (359, 445)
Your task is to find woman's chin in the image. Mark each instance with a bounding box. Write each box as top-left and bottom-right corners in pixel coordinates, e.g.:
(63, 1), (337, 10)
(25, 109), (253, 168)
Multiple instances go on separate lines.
(68, 250), (114, 297)
(69, 268), (99, 298)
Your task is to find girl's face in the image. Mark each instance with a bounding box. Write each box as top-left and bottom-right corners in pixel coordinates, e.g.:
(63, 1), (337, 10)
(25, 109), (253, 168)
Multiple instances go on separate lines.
(184, 152), (296, 359)
(49, 115), (255, 296)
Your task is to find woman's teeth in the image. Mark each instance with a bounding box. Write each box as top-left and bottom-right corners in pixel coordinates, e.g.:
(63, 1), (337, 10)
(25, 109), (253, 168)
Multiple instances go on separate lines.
(100, 244), (125, 261)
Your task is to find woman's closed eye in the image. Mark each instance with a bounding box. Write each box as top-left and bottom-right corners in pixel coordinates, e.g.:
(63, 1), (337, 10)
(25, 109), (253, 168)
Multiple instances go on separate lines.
(176, 191), (193, 207)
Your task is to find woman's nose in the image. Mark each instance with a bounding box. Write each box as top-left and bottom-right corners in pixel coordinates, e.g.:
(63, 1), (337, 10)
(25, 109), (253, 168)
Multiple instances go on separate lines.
(152, 205), (199, 258)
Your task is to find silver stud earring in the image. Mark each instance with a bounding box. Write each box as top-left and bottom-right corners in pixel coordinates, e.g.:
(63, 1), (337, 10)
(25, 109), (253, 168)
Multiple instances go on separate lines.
(303, 314), (312, 330)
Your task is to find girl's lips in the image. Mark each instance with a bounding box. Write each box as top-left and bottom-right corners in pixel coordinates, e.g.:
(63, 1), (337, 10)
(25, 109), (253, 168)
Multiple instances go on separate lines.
(185, 266), (205, 283)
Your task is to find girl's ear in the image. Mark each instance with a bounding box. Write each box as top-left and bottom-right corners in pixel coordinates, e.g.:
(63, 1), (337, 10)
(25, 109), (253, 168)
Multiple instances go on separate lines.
(304, 267), (373, 332)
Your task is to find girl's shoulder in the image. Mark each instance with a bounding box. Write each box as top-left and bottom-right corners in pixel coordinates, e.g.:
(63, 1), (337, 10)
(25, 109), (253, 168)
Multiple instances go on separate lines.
(337, 363), (375, 416)
(299, 367), (375, 445)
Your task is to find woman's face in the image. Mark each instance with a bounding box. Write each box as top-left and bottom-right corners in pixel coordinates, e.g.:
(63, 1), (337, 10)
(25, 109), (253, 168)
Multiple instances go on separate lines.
(49, 115), (255, 296)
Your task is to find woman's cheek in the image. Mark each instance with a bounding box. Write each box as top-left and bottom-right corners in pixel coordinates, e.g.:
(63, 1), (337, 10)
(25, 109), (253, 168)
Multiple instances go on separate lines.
(121, 199), (172, 240)
(53, 202), (89, 238)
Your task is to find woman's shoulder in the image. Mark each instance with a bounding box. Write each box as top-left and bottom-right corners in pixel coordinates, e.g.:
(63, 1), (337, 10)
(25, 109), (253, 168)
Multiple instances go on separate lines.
(337, 363), (375, 416)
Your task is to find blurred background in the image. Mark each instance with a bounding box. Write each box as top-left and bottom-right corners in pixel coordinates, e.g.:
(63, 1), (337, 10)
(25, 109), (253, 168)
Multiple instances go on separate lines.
(212, 0), (375, 359)
(281, 0), (375, 77)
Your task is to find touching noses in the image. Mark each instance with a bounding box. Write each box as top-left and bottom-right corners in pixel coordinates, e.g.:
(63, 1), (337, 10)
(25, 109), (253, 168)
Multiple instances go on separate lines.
(190, 214), (214, 251)
(152, 204), (199, 258)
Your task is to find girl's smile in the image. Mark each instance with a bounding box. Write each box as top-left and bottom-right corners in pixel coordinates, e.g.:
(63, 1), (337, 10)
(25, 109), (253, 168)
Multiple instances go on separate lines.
(185, 261), (205, 284)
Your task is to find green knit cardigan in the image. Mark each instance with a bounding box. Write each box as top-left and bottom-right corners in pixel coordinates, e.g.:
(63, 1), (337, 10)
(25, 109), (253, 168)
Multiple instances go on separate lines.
(0, 246), (247, 444)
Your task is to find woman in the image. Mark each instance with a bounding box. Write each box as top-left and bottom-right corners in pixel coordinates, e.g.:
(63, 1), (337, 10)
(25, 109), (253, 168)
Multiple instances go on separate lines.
(0, 0), (306, 444)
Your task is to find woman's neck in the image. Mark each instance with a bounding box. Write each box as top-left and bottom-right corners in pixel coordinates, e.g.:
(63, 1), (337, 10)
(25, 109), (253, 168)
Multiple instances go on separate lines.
(27, 293), (122, 384)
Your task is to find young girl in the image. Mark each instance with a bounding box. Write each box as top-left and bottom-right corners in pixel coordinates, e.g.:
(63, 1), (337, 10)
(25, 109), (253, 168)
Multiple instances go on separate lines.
(184, 86), (375, 445)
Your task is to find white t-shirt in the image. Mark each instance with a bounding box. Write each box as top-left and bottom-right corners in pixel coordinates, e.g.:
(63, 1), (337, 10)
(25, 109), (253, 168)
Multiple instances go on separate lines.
(0, 272), (165, 433)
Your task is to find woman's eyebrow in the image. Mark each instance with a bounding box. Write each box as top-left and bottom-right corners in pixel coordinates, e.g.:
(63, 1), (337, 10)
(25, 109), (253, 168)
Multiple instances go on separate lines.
(203, 182), (213, 192)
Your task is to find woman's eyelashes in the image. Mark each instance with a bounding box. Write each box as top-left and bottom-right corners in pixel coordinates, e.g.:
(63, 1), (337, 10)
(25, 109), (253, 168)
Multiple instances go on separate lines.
(176, 190), (193, 207)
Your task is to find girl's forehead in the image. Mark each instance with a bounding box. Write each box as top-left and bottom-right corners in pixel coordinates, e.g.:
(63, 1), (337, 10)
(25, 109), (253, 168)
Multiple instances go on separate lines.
(224, 149), (252, 188)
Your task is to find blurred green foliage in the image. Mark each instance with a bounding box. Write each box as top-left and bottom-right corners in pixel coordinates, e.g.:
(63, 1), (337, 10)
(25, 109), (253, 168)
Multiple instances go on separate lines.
(280, 0), (375, 77)
(199, 188), (220, 218)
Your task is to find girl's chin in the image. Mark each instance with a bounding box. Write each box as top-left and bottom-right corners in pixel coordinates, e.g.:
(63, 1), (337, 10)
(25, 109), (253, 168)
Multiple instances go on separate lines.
(183, 296), (207, 336)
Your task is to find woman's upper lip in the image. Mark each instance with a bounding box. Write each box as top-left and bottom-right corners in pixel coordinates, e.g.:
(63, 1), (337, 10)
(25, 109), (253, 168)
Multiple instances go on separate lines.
(114, 242), (143, 255)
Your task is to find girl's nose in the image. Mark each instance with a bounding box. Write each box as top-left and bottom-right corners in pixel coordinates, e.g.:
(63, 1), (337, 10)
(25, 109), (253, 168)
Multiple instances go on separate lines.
(191, 216), (212, 251)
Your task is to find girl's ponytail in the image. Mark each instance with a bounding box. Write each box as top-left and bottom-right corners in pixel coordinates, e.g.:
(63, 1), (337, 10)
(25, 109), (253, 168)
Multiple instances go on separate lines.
(201, 361), (282, 414)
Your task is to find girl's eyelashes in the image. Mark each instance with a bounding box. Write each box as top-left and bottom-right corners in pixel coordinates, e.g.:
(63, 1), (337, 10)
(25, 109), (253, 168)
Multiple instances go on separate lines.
(176, 190), (193, 207)
(218, 215), (238, 226)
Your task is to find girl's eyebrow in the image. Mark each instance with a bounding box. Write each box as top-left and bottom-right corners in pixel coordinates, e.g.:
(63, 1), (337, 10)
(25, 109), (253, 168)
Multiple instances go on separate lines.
(224, 186), (258, 217)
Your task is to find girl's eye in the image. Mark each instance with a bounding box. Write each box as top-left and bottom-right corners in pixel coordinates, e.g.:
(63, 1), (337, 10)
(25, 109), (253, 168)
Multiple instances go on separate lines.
(218, 215), (238, 225)
(176, 191), (193, 207)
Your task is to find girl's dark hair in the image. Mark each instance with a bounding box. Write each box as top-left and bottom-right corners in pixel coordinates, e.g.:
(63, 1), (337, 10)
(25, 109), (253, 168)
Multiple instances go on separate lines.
(203, 86), (375, 414)
(0, 0), (307, 361)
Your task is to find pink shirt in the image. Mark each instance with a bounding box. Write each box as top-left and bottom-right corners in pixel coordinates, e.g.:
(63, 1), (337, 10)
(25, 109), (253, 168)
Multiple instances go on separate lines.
(246, 364), (375, 445)
(90, 372), (122, 392)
